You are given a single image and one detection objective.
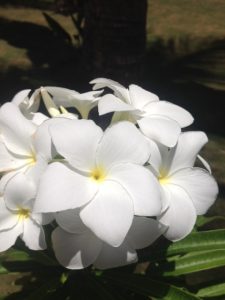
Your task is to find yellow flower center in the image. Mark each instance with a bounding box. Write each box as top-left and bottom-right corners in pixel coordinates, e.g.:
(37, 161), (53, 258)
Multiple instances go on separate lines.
(159, 176), (170, 185)
(158, 169), (170, 185)
(27, 151), (36, 166)
(90, 167), (106, 183)
(18, 208), (30, 220)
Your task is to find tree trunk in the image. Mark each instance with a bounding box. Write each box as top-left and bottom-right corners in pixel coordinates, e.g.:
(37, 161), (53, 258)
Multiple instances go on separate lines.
(83, 0), (147, 84)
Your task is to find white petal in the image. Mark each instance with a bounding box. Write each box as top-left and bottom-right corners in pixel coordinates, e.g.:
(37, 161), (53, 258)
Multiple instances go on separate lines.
(109, 164), (161, 216)
(94, 241), (137, 270)
(0, 141), (27, 173)
(197, 154), (211, 173)
(45, 86), (79, 107)
(33, 118), (65, 160)
(167, 131), (208, 174)
(145, 101), (193, 127)
(0, 103), (36, 156)
(129, 84), (159, 110)
(0, 197), (18, 231)
(52, 227), (102, 269)
(127, 217), (165, 249)
(171, 168), (218, 215)
(30, 112), (49, 126)
(32, 212), (54, 225)
(25, 155), (48, 185)
(0, 170), (19, 196)
(111, 111), (137, 123)
(56, 208), (87, 234)
(34, 163), (98, 213)
(12, 89), (31, 106)
(80, 180), (134, 247)
(90, 78), (129, 101)
(72, 90), (102, 101)
(0, 222), (23, 252)
(4, 173), (36, 210)
(96, 121), (150, 169)
(26, 88), (41, 113)
(98, 94), (136, 115)
(147, 139), (162, 174)
(50, 119), (103, 171)
(22, 218), (46, 250)
(158, 185), (197, 241)
(138, 116), (181, 147)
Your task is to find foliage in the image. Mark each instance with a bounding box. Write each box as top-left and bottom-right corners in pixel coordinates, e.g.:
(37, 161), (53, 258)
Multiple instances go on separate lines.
(1, 219), (225, 299)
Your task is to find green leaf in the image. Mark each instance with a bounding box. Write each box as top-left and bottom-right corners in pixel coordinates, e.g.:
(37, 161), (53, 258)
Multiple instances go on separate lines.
(153, 250), (225, 276)
(197, 282), (225, 297)
(196, 216), (225, 228)
(145, 229), (225, 262)
(102, 273), (200, 300)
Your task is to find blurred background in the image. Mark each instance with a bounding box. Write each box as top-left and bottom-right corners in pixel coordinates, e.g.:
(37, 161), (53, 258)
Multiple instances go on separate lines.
(0, 0), (225, 298)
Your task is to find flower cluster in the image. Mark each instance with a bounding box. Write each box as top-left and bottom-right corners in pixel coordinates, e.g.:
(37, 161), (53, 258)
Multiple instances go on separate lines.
(0, 79), (218, 270)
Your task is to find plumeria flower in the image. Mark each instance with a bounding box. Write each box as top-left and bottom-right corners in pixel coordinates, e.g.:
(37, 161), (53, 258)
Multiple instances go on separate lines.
(41, 86), (103, 119)
(0, 102), (65, 192)
(148, 131), (219, 241)
(0, 173), (53, 252)
(52, 209), (165, 269)
(91, 78), (193, 147)
(34, 120), (161, 247)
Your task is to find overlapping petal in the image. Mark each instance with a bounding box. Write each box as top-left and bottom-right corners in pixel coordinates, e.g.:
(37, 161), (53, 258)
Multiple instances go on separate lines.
(94, 241), (137, 270)
(56, 208), (87, 234)
(127, 217), (166, 249)
(166, 131), (208, 175)
(158, 185), (197, 241)
(170, 168), (219, 214)
(4, 173), (36, 210)
(96, 121), (150, 168)
(138, 116), (181, 147)
(34, 162), (98, 213)
(98, 94), (136, 115)
(144, 101), (193, 127)
(0, 198), (18, 231)
(0, 222), (23, 252)
(52, 227), (102, 269)
(129, 84), (159, 109)
(0, 103), (36, 156)
(108, 163), (161, 216)
(50, 119), (103, 171)
(80, 180), (133, 247)
(22, 218), (46, 250)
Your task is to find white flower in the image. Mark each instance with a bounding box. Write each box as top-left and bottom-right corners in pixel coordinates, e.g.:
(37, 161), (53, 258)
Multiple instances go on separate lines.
(0, 173), (53, 252)
(34, 120), (161, 247)
(12, 88), (49, 125)
(148, 131), (219, 241)
(42, 86), (103, 119)
(52, 209), (165, 269)
(0, 102), (65, 192)
(91, 78), (193, 147)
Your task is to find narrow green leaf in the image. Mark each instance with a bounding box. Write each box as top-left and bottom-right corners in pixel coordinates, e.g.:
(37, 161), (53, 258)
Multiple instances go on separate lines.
(197, 282), (225, 297)
(154, 250), (225, 276)
(102, 273), (200, 300)
(196, 215), (225, 228)
(145, 229), (225, 262)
